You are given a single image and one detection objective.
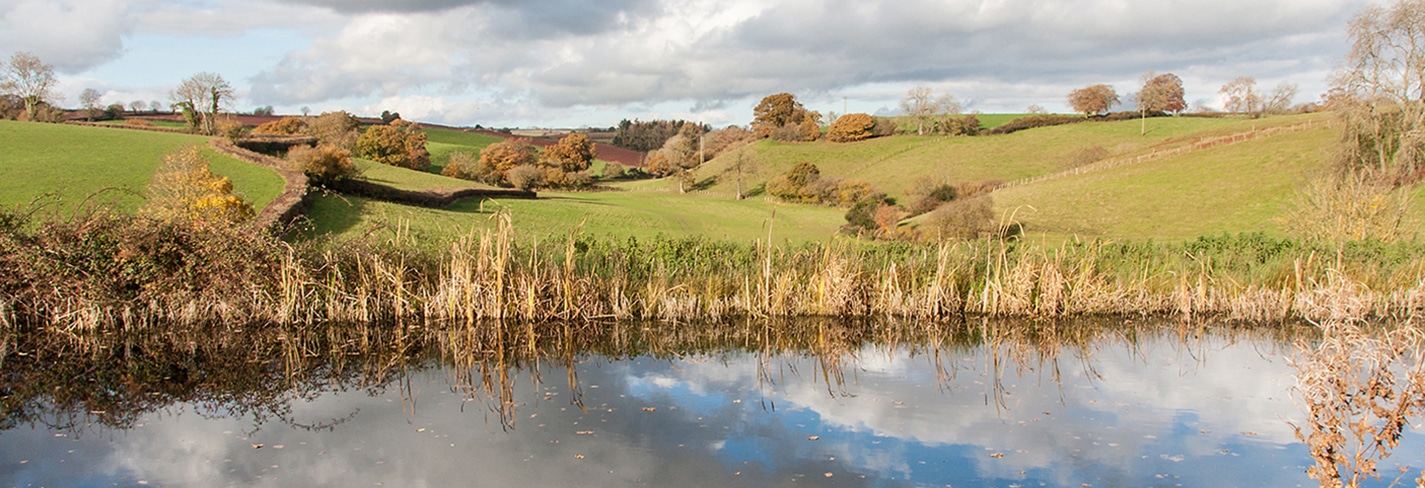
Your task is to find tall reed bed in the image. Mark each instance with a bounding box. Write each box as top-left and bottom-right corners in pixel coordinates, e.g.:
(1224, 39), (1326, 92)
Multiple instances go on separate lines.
(1, 207), (1422, 331)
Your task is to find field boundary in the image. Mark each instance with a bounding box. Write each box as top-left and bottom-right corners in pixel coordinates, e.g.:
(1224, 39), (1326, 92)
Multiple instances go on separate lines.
(328, 179), (537, 207)
(208, 139), (311, 232)
(1002, 119), (1325, 188)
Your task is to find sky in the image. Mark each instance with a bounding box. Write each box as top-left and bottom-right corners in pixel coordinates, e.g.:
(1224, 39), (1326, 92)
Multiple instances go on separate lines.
(0, 0), (1370, 128)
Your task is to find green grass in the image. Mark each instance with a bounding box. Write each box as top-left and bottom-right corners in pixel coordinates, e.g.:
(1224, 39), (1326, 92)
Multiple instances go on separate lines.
(990, 125), (1337, 240)
(353, 158), (497, 192)
(422, 127), (504, 173)
(303, 189), (847, 246)
(0, 121), (284, 215)
(689, 114), (1322, 202)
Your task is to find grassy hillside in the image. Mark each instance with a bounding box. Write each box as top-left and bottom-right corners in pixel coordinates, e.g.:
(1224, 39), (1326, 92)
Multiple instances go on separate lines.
(687, 114), (1322, 202)
(304, 189), (847, 246)
(353, 158), (499, 192)
(0, 121), (284, 215)
(423, 127), (505, 173)
(990, 125), (1338, 240)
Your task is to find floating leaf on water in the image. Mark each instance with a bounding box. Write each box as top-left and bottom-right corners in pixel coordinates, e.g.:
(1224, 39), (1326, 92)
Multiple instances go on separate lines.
(251, 444), (263, 449)
(989, 452), (1004, 458)
(808, 436), (820, 441)
(641, 407), (656, 412)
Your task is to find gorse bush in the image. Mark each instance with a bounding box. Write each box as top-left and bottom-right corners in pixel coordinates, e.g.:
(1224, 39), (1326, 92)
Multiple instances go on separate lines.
(142, 146), (254, 226)
(288, 143), (357, 185)
(252, 117), (306, 135)
(827, 113), (876, 142)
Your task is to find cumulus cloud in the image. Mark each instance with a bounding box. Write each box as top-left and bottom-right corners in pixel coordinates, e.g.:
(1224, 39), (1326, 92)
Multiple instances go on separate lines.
(245, 0), (1364, 124)
(0, 0), (133, 71)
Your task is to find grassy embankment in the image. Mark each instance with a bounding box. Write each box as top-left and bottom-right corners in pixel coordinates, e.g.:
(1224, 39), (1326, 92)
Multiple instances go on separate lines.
(0, 120), (285, 214)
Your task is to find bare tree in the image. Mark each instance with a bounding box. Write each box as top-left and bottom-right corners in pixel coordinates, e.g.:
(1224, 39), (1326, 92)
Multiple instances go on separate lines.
(1265, 82), (1299, 114)
(1335, 0), (1425, 181)
(1025, 104), (1047, 115)
(171, 72), (235, 134)
(79, 88), (103, 121)
(1219, 77), (1261, 113)
(129, 100), (146, 113)
(0, 52), (61, 121)
(149, 100), (164, 113)
(899, 86), (960, 135)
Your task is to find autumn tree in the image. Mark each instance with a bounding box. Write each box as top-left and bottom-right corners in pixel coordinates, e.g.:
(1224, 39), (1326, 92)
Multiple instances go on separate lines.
(171, 72), (235, 134)
(650, 123), (706, 192)
(79, 88), (103, 121)
(0, 52), (61, 121)
(900, 86), (960, 135)
(477, 138), (539, 187)
(541, 133), (597, 172)
(1067, 84), (1120, 116)
(826, 113), (876, 142)
(1219, 77), (1262, 113)
(1136, 72), (1186, 135)
(356, 119), (430, 170)
(752, 92), (812, 138)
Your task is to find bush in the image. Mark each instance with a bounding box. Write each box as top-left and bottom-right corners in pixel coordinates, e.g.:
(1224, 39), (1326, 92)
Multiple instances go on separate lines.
(304, 111), (360, 149)
(921, 196), (994, 241)
(769, 123), (807, 142)
(356, 119), (429, 170)
(253, 117), (306, 135)
(143, 146), (254, 226)
(872, 117), (897, 137)
(766, 161), (821, 201)
(602, 162), (627, 179)
(507, 165), (544, 191)
(288, 144), (357, 184)
(440, 151), (481, 181)
(540, 133), (597, 172)
(479, 139), (539, 186)
(827, 113), (876, 142)
(217, 118), (247, 141)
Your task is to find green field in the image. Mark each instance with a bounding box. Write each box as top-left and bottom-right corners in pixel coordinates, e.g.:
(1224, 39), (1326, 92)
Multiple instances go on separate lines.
(0, 121), (284, 215)
(991, 125), (1337, 240)
(423, 127), (505, 173)
(685, 113), (1321, 201)
(304, 188), (847, 245)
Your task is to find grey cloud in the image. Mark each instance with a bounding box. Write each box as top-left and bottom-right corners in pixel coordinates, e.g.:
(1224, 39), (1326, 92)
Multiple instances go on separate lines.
(0, 0), (133, 72)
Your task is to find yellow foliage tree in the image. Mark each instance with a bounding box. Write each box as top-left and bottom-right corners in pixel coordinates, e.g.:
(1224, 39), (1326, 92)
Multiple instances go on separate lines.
(144, 146), (254, 226)
(356, 119), (430, 170)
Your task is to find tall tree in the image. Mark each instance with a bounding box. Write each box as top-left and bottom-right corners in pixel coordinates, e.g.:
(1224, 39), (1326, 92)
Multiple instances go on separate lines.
(1219, 77), (1261, 113)
(171, 72), (235, 134)
(1067, 84), (1120, 115)
(1264, 82), (1299, 114)
(1335, 0), (1425, 181)
(1136, 72), (1186, 135)
(79, 88), (103, 121)
(0, 52), (61, 121)
(899, 86), (960, 135)
(752, 93), (807, 137)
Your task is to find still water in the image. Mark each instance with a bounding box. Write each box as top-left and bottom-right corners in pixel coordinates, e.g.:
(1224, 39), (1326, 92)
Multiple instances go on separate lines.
(1, 319), (1421, 487)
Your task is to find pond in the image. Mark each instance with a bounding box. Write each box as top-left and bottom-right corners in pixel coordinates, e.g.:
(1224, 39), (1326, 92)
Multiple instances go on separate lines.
(1, 318), (1421, 487)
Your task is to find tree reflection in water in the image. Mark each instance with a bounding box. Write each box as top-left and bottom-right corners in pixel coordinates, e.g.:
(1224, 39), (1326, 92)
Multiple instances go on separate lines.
(1, 317), (1421, 486)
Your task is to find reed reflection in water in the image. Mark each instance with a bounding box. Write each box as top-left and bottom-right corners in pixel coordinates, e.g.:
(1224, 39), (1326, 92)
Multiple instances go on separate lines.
(1, 317), (1422, 487)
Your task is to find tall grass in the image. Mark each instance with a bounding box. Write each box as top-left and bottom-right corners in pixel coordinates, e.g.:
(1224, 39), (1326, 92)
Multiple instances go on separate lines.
(2, 205), (1422, 331)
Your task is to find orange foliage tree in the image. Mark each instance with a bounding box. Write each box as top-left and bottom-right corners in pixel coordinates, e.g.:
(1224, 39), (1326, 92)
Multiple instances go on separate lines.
(356, 119), (430, 170)
(1067, 84), (1120, 116)
(252, 117), (306, 135)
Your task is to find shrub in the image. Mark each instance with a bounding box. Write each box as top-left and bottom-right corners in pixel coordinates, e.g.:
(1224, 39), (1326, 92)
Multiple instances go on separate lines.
(288, 144), (357, 185)
(842, 194), (902, 236)
(440, 151), (481, 181)
(356, 119), (430, 170)
(507, 165), (544, 191)
(827, 113), (876, 142)
(217, 118), (247, 141)
(143, 146), (254, 226)
(304, 111), (360, 149)
(479, 139), (539, 185)
(770, 123), (807, 142)
(766, 161), (821, 200)
(253, 117), (306, 135)
(908, 177), (958, 216)
(872, 117), (897, 137)
(602, 162), (627, 179)
(934, 114), (980, 136)
(1063, 146), (1110, 169)
(921, 196), (994, 241)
